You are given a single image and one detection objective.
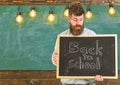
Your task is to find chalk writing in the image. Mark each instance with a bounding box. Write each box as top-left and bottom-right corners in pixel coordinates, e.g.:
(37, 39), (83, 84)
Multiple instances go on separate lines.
(69, 40), (103, 56)
(67, 40), (103, 70)
(68, 57), (101, 70)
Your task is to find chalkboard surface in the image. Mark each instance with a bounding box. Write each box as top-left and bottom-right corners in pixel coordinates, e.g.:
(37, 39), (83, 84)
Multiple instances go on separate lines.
(0, 6), (120, 70)
(57, 34), (118, 79)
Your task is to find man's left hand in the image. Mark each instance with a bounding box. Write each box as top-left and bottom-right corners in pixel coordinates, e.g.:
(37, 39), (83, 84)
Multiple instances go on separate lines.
(95, 75), (103, 81)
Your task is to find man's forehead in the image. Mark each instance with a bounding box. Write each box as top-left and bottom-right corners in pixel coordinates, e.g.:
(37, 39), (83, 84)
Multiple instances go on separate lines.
(71, 14), (84, 18)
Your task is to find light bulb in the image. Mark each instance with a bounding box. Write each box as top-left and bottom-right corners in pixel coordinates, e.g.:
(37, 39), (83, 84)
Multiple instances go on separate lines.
(108, 6), (116, 15)
(29, 7), (37, 18)
(16, 12), (24, 24)
(47, 11), (56, 23)
(85, 10), (93, 19)
(63, 8), (69, 17)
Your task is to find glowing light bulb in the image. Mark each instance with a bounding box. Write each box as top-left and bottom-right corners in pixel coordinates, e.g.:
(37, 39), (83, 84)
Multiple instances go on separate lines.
(85, 10), (93, 19)
(63, 8), (69, 17)
(29, 7), (37, 18)
(108, 6), (116, 16)
(16, 12), (24, 24)
(47, 11), (56, 23)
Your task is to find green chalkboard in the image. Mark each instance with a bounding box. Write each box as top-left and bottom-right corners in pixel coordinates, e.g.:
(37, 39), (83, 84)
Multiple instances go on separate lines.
(0, 5), (119, 70)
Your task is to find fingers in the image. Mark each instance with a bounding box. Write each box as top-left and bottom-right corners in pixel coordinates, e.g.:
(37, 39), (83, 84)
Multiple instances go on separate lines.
(95, 75), (103, 81)
(52, 52), (59, 65)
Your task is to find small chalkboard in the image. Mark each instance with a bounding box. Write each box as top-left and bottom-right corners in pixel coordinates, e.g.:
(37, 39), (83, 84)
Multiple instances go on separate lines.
(57, 34), (118, 79)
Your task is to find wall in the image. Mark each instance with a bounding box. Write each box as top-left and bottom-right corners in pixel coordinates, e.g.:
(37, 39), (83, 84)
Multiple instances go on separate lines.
(0, 5), (119, 70)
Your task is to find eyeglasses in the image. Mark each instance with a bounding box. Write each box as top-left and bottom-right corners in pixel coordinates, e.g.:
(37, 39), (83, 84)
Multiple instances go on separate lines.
(70, 17), (84, 22)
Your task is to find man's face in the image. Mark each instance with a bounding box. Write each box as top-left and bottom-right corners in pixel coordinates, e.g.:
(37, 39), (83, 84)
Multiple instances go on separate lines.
(68, 14), (84, 35)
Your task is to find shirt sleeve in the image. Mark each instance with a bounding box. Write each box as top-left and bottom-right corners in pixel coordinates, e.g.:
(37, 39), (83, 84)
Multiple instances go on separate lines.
(51, 36), (59, 65)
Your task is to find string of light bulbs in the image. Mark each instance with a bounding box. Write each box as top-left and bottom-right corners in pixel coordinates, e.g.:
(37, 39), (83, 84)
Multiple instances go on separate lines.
(15, 3), (117, 24)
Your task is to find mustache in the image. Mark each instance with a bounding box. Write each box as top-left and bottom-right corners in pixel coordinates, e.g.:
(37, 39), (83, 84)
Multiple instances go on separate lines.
(75, 25), (82, 27)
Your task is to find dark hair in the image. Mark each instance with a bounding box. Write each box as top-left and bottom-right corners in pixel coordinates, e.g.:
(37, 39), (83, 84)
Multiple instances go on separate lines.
(69, 2), (84, 16)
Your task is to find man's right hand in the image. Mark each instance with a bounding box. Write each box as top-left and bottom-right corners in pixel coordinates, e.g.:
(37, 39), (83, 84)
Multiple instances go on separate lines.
(51, 52), (59, 65)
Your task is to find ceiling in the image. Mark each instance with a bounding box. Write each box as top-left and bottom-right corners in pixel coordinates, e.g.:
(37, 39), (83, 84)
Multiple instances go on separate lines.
(0, 0), (120, 5)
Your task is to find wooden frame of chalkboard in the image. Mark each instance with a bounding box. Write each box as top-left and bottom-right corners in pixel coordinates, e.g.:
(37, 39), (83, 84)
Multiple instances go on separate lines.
(56, 34), (118, 79)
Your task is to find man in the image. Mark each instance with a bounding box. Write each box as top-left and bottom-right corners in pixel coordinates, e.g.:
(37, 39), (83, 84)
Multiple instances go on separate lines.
(52, 2), (103, 85)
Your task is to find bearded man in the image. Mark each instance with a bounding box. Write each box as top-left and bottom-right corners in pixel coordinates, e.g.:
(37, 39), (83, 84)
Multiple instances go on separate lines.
(52, 2), (103, 85)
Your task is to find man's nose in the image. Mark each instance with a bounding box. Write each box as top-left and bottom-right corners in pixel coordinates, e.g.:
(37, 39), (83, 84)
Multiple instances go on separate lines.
(76, 23), (81, 26)
(76, 21), (83, 25)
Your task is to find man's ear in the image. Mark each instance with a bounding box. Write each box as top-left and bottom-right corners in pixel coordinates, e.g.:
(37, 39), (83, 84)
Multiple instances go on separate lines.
(67, 16), (71, 23)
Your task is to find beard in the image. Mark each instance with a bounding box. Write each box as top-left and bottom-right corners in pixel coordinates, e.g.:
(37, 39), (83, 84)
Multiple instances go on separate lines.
(70, 23), (84, 35)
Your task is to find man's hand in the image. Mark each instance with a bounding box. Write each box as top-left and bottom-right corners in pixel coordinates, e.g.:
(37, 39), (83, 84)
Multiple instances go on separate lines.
(51, 52), (59, 65)
(95, 75), (103, 81)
